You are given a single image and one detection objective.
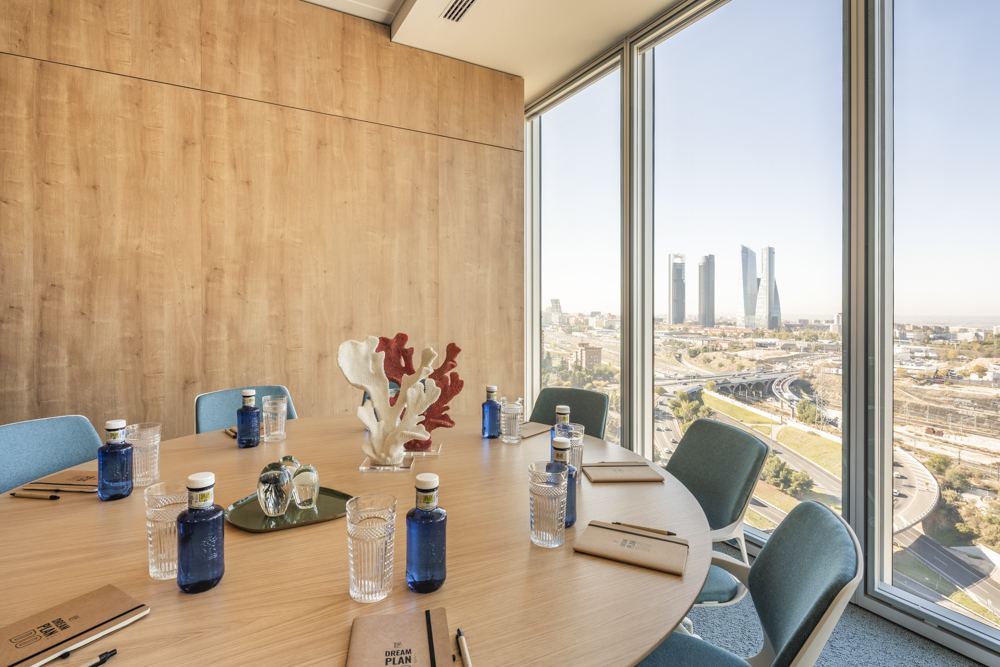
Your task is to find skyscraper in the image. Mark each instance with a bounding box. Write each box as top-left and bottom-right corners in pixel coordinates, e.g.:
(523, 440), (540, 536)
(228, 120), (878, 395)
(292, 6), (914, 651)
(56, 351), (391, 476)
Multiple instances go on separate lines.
(754, 246), (781, 330)
(698, 255), (715, 326)
(737, 245), (757, 328)
(669, 254), (685, 325)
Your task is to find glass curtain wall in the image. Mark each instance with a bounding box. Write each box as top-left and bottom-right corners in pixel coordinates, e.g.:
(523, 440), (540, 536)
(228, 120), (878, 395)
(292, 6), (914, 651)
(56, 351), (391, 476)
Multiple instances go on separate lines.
(647, 0), (844, 534)
(885, 0), (1000, 633)
(539, 70), (623, 444)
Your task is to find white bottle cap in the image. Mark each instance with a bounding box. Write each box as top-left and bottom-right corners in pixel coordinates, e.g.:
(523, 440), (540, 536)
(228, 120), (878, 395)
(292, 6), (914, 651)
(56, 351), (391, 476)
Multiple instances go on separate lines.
(486, 385), (497, 392)
(553, 436), (571, 450)
(555, 405), (570, 414)
(105, 419), (126, 430)
(187, 472), (215, 490)
(242, 389), (256, 397)
(415, 473), (440, 490)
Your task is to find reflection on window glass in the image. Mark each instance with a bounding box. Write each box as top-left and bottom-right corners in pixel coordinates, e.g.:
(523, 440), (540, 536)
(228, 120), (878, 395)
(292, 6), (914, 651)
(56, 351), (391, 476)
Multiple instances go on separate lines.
(891, 0), (1000, 630)
(540, 71), (622, 444)
(650, 0), (843, 535)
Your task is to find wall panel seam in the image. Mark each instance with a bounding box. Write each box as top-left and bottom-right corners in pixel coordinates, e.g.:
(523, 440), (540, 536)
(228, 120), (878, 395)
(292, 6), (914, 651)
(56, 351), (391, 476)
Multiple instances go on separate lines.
(0, 51), (524, 154)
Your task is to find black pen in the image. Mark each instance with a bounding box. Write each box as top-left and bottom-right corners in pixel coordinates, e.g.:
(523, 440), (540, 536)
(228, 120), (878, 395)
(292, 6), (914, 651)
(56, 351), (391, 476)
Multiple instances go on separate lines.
(79, 649), (117, 667)
(456, 629), (472, 667)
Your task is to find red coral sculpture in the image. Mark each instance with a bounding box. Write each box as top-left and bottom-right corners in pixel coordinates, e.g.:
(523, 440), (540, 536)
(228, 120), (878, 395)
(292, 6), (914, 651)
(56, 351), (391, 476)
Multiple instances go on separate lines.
(376, 333), (416, 406)
(405, 343), (464, 451)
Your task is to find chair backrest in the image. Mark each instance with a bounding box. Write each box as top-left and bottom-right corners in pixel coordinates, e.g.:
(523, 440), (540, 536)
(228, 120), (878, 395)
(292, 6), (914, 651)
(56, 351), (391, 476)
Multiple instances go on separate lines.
(748, 501), (863, 667)
(194, 386), (298, 434)
(528, 387), (609, 440)
(0, 416), (102, 493)
(665, 419), (769, 531)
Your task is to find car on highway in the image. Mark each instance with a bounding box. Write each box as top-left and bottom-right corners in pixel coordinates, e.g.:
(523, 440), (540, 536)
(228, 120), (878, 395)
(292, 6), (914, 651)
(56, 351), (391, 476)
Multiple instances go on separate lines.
(893, 471), (902, 478)
(893, 489), (900, 497)
(656, 426), (663, 431)
(670, 438), (677, 444)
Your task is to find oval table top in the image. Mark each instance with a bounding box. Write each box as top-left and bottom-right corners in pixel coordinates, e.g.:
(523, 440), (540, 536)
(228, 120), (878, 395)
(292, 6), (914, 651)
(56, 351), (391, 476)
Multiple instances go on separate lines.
(0, 415), (710, 667)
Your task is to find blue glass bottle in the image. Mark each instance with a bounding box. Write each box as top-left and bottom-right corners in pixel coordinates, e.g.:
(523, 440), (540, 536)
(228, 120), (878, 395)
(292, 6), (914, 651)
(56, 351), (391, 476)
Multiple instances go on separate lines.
(482, 385), (500, 439)
(237, 389), (260, 448)
(551, 436), (577, 528)
(406, 473), (447, 593)
(177, 472), (225, 594)
(97, 419), (133, 501)
(551, 404), (571, 443)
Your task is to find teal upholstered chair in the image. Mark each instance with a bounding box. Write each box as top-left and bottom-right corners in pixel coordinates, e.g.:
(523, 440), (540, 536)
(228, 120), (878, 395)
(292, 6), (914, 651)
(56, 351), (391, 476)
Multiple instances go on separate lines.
(194, 386), (298, 434)
(528, 387), (609, 440)
(639, 502), (863, 667)
(667, 419), (769, 568)
(0, 416), (102, 493)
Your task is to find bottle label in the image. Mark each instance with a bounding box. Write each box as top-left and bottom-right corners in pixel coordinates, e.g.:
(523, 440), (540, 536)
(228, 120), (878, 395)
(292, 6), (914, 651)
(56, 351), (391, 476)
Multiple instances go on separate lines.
(486, 390), (496, 401)
(556, 413), (570, 424)
(189, 487), (214, 509)
(553, 448), (569, 463)
(107, 429), (126, 444)
(243, 396), (255, 407)
(417, 488), (438, 511)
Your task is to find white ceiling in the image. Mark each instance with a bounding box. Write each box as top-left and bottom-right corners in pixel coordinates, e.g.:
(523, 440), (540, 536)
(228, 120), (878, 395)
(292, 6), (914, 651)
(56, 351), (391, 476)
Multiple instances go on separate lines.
(305, 0), (407, 25)
(390, 0), (686, 105)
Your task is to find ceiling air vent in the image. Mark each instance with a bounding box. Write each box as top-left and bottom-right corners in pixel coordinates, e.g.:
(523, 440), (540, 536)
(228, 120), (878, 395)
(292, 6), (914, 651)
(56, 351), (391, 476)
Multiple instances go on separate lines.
(440, 0), (477, 22)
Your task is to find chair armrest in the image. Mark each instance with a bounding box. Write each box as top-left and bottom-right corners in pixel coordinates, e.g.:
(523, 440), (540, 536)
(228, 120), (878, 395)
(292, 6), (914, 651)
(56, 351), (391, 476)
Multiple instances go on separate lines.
(711, 551), (751, 589)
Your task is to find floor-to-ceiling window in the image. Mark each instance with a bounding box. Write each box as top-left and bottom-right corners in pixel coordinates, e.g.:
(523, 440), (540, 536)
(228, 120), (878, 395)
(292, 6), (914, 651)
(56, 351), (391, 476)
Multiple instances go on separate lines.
(881, 0), (1000, 635)
(538, 69), (623, 444)
(646, 0), (844, 536)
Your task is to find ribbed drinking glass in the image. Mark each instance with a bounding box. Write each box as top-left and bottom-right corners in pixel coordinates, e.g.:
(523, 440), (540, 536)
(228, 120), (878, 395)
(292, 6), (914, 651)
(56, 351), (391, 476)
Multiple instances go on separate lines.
(347, 494), (396, 603)
(144, 482), (186, 580)
(262, 395), (287, 443)
(126, 423), (161, 487)
(528, 462), (568, 548)
(500, 397), (523, 444)
(568, 429), (584, 485)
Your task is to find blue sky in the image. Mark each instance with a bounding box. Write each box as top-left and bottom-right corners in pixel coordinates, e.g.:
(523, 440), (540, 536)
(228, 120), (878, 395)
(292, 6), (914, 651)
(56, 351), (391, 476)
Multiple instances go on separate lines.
(541, 0), (999, 324)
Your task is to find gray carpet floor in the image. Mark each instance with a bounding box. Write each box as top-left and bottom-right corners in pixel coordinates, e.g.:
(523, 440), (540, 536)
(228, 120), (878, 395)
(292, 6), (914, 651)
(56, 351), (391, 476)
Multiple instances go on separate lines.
(686, 544), (982, 666)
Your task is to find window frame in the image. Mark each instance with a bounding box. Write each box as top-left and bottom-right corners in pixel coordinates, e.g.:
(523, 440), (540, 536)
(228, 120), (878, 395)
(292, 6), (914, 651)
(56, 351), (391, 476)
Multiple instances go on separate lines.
(524, 0), (1000, 660)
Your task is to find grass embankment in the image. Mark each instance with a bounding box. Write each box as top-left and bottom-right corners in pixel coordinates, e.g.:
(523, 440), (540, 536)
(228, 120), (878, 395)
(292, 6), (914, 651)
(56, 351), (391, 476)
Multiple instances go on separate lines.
(702, 394), (776, 425)
(752, 481), (842, 515)
(744, 510), (777, 531)
(893, 549), (1000, 626)
(754, 424), (773, 437)
(776, 427), (842, 479)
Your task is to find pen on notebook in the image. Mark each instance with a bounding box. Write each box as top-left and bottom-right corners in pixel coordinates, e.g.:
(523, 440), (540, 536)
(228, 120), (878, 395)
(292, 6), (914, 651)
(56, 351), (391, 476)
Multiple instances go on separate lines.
(456, 629), (472, 667)
(79, 649), (117, 666)
(9, 492), (59, 500)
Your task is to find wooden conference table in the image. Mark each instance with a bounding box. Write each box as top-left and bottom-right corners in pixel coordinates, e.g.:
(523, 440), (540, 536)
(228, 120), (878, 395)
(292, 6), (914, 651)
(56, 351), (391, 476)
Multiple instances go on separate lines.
(1, 415), (711, 666)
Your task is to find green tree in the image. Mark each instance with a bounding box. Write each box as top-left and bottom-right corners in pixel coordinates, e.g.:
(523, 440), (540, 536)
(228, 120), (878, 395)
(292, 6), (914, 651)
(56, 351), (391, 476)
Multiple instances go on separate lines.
(944, 467), (969, 491)
(796, 399), (818, 424)
(788, 470), (815, 496)
(925, 454), (952, 476)
(973, 364), (988, 384)
(704, 380), (716, 392)
(655, 386), (666, 396)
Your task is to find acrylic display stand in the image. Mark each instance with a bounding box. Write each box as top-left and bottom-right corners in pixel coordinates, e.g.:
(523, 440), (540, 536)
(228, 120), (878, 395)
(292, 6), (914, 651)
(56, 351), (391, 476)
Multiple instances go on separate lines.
(403, 443), (443, 458)
(359, 456), (414, 472)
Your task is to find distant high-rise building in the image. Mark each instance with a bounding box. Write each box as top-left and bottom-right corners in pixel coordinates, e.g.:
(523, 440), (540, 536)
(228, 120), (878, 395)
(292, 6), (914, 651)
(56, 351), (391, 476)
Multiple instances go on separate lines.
(669, 254), (686, 325)
(754, 247), (781, 330)
(551, 299), (562, 315)
(737, 246), (757, 328)
(830, 313), (843, 334)
(698, 255), (715, 326)
(574, 342), (603, 369)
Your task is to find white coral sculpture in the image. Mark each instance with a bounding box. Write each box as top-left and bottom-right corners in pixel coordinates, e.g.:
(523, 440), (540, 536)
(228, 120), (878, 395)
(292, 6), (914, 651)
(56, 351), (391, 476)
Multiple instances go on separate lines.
(338, 336), (442, 465)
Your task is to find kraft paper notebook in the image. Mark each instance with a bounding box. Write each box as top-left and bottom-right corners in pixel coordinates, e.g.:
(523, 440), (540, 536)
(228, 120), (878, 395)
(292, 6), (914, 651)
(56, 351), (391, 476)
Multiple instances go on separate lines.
(519, 422), (553, 439)
(581, 461), (664, 483)
(573, 520), (689, 576)
(346, 608), (451, 667)
(22, 470), (98, 493)
(0, 585), (149, 667)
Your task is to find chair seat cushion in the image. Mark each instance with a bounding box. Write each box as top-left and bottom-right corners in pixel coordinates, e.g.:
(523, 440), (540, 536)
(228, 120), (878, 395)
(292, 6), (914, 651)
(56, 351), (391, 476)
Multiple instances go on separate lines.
(638, 631), (748, 667)
(695, 564), (741, 604)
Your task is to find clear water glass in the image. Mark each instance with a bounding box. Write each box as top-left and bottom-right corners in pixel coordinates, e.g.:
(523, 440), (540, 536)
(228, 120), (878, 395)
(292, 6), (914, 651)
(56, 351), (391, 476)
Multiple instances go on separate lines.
(257, 463), (293, 517)
(500, 397), (523, 444)
(569, 423), (585, 438)
(144, 482), (186, 580)
(569, 430), (584, 485)
(262, 395), (288, 442)
(528, 462), (567, 548)
(126, 423), (161, 487)
(292, 464), (320, 509)
(347, 494), (396, 603)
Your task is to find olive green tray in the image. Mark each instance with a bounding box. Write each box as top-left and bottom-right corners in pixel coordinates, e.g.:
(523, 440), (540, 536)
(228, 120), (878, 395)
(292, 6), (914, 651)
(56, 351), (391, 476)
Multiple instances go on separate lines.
(225, 486), (352, 532)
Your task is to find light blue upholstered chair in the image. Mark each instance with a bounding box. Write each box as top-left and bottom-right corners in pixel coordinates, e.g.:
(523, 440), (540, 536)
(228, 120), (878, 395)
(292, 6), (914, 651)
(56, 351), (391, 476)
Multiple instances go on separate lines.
(666, 419), (770, 568)
(639, 502), (863, 667)
(0, 416), (102, 493)
(194, 386), (298, 434)
(528, 387), (609, 440)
